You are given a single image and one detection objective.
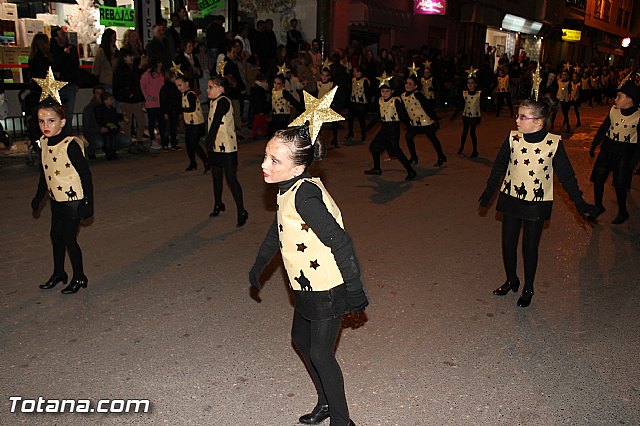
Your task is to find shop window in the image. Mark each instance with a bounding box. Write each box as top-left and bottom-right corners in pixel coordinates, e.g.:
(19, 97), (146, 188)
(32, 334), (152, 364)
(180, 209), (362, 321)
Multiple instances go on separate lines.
(603, 0), (612, 22)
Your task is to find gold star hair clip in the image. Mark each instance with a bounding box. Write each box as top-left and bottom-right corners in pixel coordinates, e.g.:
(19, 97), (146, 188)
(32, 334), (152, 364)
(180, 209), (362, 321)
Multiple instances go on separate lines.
(33, 66), (67, 105)
(277, 63), (291, 76)
(407, 62), (419, 77)
(321, 58), (333, 71)
(376, 71), (392, 88)
(289, 86), (345, 145)
(531, 63), (542, 102)
(618, 71), (636, 89)
(217, 59), (227, 77)
(169, 61), (183, 76)
(465, 66), (478, 78)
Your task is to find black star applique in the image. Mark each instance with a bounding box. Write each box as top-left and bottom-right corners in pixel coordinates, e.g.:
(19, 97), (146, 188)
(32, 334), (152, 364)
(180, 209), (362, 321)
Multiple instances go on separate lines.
(301, 223), (310, 232)
(512, 134), (521, 141)
(529, 170), (535, 176)
(296, 243), (307, 252)
(548, 152), (553, 158)
(48, 176), (51, 180)
(65, 162), (70, 168)
(310, 260), (320, 270)
(521, 147), (527, 154)
(524, 159), (530, 165)
(279, 224), (283, 232)
(534, 178), (540, 184)
(534, 148), (541, 154)
(615, 122), (619, 126)
(511, 147), (515, 153)
(48, 149), (53, 153)
(513, 159), (518, 166)
(538, 158), (544, 164)
(54, 170), (60, 175)
(546, 139), (553, 145)
(543, 165), (548, 171)
(546, 174), (550, 180)
(44, 164), (48, 169)
(57, 186), (63, 191)
(624, 124), (628, 128)
(52, 157), (57, 162)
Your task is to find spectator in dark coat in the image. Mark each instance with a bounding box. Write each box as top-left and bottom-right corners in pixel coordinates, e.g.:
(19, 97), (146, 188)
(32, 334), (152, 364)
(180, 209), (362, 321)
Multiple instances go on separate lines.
(178, 6), (197, 44)
(113, 49), (147, 152)
(50, 26), (80, 134)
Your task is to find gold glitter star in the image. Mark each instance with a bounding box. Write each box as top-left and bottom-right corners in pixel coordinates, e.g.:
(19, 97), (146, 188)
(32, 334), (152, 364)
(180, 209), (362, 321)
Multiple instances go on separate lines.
(33, 67), (67, 104)
(465, 66), (478, 78)
(564, 62), (572, 72)
(217, 59), (227, 77)
(531, 63), (542, 102)
(407, 62), (419, 77)
(321, 58), (333, 70)
(423, 60), (432, 70)
(169, 61), (183, 75)
(376, 71), (392, 88)
(289, 87), (345, 144)
(618, 71), (635, 89)
(277, 63), (291, 75)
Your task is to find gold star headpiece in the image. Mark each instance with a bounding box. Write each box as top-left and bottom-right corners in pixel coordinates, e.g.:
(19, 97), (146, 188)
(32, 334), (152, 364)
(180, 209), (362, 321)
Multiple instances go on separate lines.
(289, 87), (345, 145)
(423, 60), (432, 70)
(170, 61), (183, 75)
(321, 58), (333, 71)
(376, 71), (392, 88)
(465, 66), (478, 78)
(531, 63), (542, 102)
(217, 59), (227, 77)
(277, 63), (291, 76)
(618, 71), (636, 89)
(407, 62), (419, 77)
(33, 67), (67, 105)
(564, 63), (572, 72)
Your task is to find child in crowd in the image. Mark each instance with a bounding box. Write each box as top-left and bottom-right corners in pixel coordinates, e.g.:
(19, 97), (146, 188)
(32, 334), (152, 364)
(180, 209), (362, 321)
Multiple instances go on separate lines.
(176, 74), (209, 172)
(94, 92), (131, 160)
(160, 71), (183, 150)
(268, 75), (300, 136)
(455, 76), (482, 158)
(140, 58), (166, 149)
(346, 66), (369, 142)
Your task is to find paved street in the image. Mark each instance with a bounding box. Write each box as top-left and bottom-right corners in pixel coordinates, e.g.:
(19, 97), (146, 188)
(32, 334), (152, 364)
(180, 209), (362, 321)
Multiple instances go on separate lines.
(1, 104), (639, 425)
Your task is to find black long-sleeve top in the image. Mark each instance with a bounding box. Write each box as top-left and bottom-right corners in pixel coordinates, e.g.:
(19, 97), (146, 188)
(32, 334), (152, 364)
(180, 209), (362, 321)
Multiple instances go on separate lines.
(204, 95), (231, 151)
(113, 62), (144, 103)
(254, 173), (363, 294)
(34, 132), (93, 203)
(482, 128), (587, 221)
(250, 84), (270, 115)
(159, 81), (182, 114)
(590, 105), (640, 163)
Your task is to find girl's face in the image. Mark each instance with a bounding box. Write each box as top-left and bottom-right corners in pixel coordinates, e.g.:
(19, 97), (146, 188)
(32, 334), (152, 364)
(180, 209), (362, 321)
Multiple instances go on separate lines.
(380, 87), (392, 100)
(38, 108), (66, 137)
(467, 79), (477, 90)
(405, 79), (416, 92)
(273, 79), (283, 90)
(353, 68), (362, 78)
(207, 81), (224, 99)
(561, 71), (569, 80)
(184, 42), (193, 54)
(515, 106), (543, 133)
(176, 79), (189, 93)
(261, 138), (304, 184)
(614, 92), (634, 110)
(320, 71), (330, 83)
(124, 55), (134, 65)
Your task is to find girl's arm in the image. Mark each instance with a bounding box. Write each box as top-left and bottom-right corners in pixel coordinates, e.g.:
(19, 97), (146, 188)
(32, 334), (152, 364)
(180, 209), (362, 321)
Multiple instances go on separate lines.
(203, 97), (230, 151)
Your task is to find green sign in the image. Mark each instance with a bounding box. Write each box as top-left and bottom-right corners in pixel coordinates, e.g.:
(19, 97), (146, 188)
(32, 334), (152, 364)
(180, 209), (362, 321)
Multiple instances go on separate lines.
(99, 6), (136, 28)
(198, 0), (224, 16)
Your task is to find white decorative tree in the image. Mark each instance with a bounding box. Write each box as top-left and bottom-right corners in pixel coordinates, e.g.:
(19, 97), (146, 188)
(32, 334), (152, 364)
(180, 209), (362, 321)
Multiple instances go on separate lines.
(66, 0), (103, 56)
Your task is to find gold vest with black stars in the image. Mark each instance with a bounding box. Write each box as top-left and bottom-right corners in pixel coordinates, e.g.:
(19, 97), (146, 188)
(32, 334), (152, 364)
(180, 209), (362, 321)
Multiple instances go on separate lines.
(271, 89), (291, 115)
(570, 82), (581, 102)
(379, 97), (399, 122)
(581, 77), (590, 89)
(557, 80), (570, 102)
(463, 91), (482, 118)
(501, 131), (560, 202)
(497, 75), (510, 92)
(421, 77), (435, 99)
(182, 90), (204, 125)
(606, 107), (640, 144)
(41, 136), (85, 202)
(277, 178), (344, 292)
(207, 95), (237, 153)
(401, 91), (434, 127)
(317, 81), (334, 99)
(350, 77), (368, 103)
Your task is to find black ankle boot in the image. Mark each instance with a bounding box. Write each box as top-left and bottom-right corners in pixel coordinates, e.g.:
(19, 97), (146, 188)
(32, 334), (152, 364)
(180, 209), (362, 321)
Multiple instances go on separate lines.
(517, 289), (534, 307)
(236, 210), (248, 227)
(40, 272), (68, 289)
(209, 203), (226, 217)
(61, 276), (88, 294)
(299, 404), (330, 424)
(493, 278), (520, 295)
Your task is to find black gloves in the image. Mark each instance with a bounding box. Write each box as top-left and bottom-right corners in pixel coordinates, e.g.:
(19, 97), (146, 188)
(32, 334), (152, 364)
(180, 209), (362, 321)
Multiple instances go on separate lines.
(31, 196), (42, 212)
(78, 198), (94, 219)
(478, 190), (492, 208)
(249, 261), (267, 290)
(345, 284), (369, 312)
(576, 202), (596, 219)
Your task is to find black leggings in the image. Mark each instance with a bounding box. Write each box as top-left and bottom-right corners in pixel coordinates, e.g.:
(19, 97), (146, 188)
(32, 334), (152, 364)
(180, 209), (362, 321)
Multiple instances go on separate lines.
(347, 103), (367, 139)
(496, 92), (513, 117)
(370, 127), (412, 171)
(405, 125), (445, 162)
(209, 153), (245, 213)
(501, 214), (544, 291)
(291, 311), (348, 425)
(185, 125), (207, 168)
(459, 121), (478, 153)
(50, 205), (84, 279)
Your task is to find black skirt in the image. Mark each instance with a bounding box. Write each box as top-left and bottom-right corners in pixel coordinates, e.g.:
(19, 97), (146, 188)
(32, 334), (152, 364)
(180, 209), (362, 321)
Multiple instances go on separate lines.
(496, 192), (552, 221)
(293, 283), (349, 321)
(208, 151), (238, 168)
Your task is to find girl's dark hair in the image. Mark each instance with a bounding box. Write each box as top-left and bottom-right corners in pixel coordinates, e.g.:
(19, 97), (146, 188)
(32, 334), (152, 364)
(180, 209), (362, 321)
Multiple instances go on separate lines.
(176, 73), (194, 88)
(100, 28), (117, 62)
(467, 76), (478, 84)
(406, 75), (420, 89)
(209, 74), (227, 90)
(36, 98), (66, 120)
(274, 124), (326, 168)
(521, 95), (557, 127)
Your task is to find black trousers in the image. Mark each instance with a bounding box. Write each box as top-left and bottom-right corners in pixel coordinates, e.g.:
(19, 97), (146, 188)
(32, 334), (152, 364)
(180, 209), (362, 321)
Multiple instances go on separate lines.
(208, 152), (245, 214)
(370, 124), (412, 171)
(405, 125), (445, 162)
(50, 201), (84, 279)
(496, 92), (513, 117)
(347, 103), (367, 139)
(185, 124), (207, 168)
(591, 142), (636, 214)
(291, 310), (349, 426)
(162, 113), (179, 148)
(459, 120), (478, 154)
(502, 214), (544, 291)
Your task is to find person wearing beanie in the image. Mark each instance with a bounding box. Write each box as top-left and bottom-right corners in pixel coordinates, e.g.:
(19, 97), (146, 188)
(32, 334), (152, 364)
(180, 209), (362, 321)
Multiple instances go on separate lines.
(589, 77), (640, 224)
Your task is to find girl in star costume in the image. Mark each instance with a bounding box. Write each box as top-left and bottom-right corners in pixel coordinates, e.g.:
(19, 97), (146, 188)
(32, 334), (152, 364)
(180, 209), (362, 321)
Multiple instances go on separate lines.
(249, 122), (367, 426)
(589, 78), (640, 224)
(479, 92), (594, 308)
(175, 74), (209, 172)
(31, 97), (93, 294)
(452, 76), (482, 158)
(268, 74), (301, 137)
(345, 66), (369, 142)
(204, 75), (248, 226)
(550, 70), (574, 134)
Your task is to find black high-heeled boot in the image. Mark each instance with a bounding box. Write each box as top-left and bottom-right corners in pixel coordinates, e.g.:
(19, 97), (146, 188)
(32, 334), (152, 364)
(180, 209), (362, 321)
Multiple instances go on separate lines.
(299, 404), (330, 424)
(209, 203), (226, 217)
(236, 210), (248, 227)
(39, 272), (68, 289)
(61, 276), (88, 294)
(493, 278), (520, 295)
(517, 289), (534, 307)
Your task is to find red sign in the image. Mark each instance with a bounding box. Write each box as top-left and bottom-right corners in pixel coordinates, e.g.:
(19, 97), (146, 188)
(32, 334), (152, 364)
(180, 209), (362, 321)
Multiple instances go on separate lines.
(414, 0), (446, 15)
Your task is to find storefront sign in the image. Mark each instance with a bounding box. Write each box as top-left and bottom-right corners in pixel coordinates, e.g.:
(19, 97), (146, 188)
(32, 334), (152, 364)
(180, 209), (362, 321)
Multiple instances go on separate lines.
(141, 0), (156, 45)
(198, 0), (225, 16)
(99, 6), (135, 27)
(414, 0), (446, 15)
(502, 14), (543, 34)
(562, 29), (581, 42)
